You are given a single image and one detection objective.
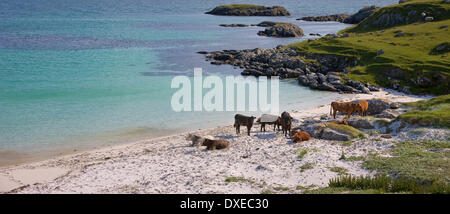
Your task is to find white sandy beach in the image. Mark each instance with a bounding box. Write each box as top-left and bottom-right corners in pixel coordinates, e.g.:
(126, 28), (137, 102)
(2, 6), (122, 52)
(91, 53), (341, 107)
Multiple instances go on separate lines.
(0, 89), (433, 194)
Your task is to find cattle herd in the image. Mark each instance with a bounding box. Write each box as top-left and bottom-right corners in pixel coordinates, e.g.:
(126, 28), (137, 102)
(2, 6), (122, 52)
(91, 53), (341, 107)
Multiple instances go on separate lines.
(186, 100), (369, 150)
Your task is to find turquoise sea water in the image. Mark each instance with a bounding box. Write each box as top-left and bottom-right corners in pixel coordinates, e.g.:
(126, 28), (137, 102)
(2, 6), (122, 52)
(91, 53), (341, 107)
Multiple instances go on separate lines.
(0, 0), (398, 165)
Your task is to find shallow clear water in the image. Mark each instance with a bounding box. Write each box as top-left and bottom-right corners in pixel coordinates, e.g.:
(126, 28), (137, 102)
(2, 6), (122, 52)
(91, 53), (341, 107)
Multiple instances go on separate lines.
(0, 0), (398, 164)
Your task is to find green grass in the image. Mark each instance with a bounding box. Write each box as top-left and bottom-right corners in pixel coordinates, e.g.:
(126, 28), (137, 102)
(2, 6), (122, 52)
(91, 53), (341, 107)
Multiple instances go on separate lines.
(328, 174), (450, 194)
(363, 140), (450, 185)
(346, 156), (367, 161)
(295, 149), (308, 160)
(273, 186), (290, 191)
(326, 124), (366, 138)
(328, 167), (349, 176)
(339, 151), (347, 160)
(404, 94), (450, 109)
(343, 141), (353, 146)
(399, 95), (450, 127)
(284, 2), (450, 95)
(261, 189), (276, 194)
(224, 176), (255, 184)
(300, 163), (315, 172)
(296, 184), (318, 190)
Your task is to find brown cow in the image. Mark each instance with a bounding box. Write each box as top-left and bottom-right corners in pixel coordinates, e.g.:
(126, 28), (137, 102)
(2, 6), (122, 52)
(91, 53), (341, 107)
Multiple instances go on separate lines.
(202, 138), (230, 150)
(330, 102), (362, 119)
(257, 116), (281, 132)
(358, 100), (368, 116)
(281, 111), (293, 137)
(291, 130), (311, 143)
(234, 114), (256, 136)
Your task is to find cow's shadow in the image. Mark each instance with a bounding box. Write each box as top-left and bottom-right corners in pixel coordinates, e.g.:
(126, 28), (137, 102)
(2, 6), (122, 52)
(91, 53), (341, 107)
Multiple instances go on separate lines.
(254, 133), (277, 139)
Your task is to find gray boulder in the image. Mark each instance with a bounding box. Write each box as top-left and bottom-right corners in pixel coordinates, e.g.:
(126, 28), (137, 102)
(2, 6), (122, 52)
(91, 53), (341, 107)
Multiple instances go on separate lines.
(353, 99), (392, 115)
(375, 109), (400, 119)
(302, 123), (324, 138)
(320, 129), (352, 141)
(348, 119), (376, 129)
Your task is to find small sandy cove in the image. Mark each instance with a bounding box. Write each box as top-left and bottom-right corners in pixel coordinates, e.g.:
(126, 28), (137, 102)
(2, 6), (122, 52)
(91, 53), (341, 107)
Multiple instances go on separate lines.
(0, 89), (429, 194)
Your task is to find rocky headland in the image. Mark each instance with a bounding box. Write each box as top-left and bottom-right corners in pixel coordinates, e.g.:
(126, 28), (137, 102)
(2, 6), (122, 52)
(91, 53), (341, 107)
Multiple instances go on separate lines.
(206, 4), (290, 16)
(298, 14), (350, 22)
(298, 5), (377, 24)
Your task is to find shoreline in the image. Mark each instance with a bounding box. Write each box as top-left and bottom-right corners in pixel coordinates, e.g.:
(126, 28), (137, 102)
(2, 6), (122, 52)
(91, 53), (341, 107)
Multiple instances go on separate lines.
(0, 88), (430, 193)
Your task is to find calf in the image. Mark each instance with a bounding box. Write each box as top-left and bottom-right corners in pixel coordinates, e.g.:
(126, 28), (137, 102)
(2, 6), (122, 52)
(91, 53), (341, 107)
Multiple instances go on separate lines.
(234, 114), (256, 136)
(291, 130), (311, 143)
(202, 138), (230, 150)
(257, 116), (281, 132)
(281, 111), (293, 137)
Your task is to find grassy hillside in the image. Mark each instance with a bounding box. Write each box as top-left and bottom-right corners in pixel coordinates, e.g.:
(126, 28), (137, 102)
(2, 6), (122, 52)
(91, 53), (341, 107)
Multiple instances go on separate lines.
(344, 0), (450, 33)
(286, 0), (450, 95)
(399, 94), (450, 127)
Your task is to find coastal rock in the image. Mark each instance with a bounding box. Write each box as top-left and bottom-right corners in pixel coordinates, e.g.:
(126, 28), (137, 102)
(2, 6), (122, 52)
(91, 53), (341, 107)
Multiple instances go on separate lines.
(377, 49), (384, 56)
(320, 128), (352, 141)
(366, 83), (380, 91)
(206, 5), (290, 16)
(390, 102), (402, 109)
(302, 123), (324, 138)
(425, 16), (434, 22)
(256, 21), (278, 27)
(219, 24), (249, 27)
(348, 119), (376, 129)
(204, 47), (367, 94)
(375, 109), (400, 119)
(354, 99), (392, 115)
(241, 69), (264, 77)
(298, 14), (350, 22)
(343, 6), (377, 24)
(257, 22), (304, 37)
(416, 76), (433, 88)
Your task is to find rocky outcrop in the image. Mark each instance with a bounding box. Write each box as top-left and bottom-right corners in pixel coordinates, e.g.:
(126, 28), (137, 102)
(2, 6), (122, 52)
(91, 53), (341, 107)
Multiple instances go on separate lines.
(204, 47), (371, 94)
(343, 6), (377, 24)
(302, 123), (364, 141)
(320, 128), (352, 141)
(219, 24), (249, 27)
(353, 99), (399, 115)
(206, 5), (290, 16)
(257, 22), (304, 37)
(297, 14), (350, 22)
(255, 21), (280, 27)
